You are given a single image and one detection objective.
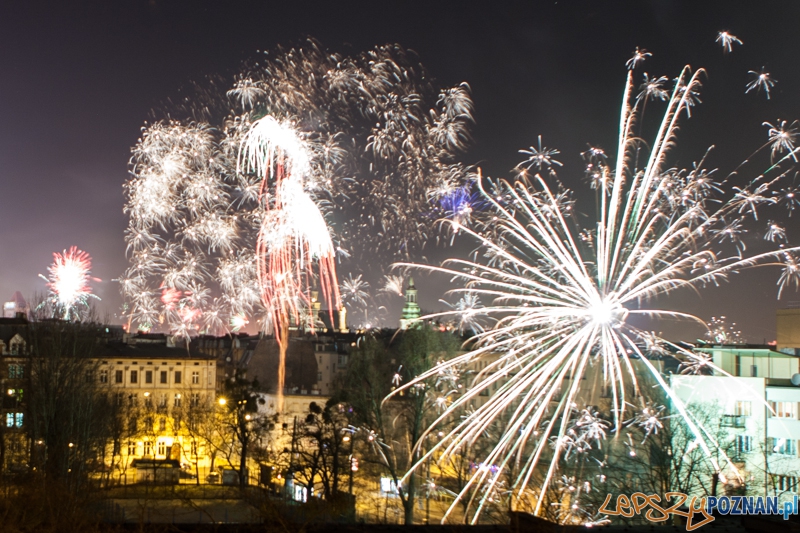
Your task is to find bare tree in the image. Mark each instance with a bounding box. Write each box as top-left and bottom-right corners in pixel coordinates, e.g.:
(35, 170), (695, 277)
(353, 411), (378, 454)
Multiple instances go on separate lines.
(336, 326), (460, 524)
(26, 311), (111, 488)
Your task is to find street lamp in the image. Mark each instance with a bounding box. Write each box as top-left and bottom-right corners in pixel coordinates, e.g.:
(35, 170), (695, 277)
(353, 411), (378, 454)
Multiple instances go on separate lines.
(218, 397), (227, 406)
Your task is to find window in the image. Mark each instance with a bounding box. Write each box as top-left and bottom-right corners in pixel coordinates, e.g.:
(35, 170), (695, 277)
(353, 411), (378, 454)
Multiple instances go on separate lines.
(145, 370), (153, 384)
(116, 392), (125, 406)
(6, 388), (22, 403)
(115, 370), (123, 384)
(144, 394), (153, 408)
(771, 438), (797, 456)
(8, 364), (23, 379)
(85, 369), (94, 383)
(127, 441), (136, 456)
(159, 419), (166, 432)
(157, 441), (166, 456)
(144, 441), (152, 456)
(130, 370), (138, 384)
(735, 401), (752, 417)
(338, 354), (348, 366)
(736, 435), (753, 454)
(128, 418), (137, 433)
(160, 371), (167, 384)
(174, 394), (182, 408)
(99, 370), (108, 383)
(174, 371), (182, 384)
(192, 371), (199, 385)
(770, 401), (797, 418)
(775, 475), (799, 493)
(317, 372), (323, 381)
(191, 393), (200, 407)
(159, 394), (167, 408)
(6, 413), (23, 428)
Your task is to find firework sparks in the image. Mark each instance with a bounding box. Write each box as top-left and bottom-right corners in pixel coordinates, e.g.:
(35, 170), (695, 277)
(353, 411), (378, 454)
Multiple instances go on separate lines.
(705, 316), (745, 344)
(121, 41), (474, 337)
(390, 64), (800, 523)
(716, 31), (743, 53)
(745, 68), (777, 99)
(381, 274), (405, 297)
(625, 47), (651, 70)
(40, 246), (100, 319)
(764, 120), (799, 162)
(340, 274), (370, 307)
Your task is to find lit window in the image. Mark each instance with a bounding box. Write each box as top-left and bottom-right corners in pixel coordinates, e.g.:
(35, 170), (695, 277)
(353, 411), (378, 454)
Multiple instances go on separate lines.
(128, 441), (136, 456)
(144, 441), (152, 456)
(6, 413), (23, 428)
(174, 394), (182, 408)
(99, 370), (108, 383)
(192, 371), (199, 385)
(157, 441), (166, 456)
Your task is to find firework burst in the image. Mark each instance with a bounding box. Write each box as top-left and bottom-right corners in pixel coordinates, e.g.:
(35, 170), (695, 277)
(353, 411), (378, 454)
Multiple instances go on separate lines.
(40, 246), (100, 320)
(391, 64), (800, 523)
(121, 40), (474, 337)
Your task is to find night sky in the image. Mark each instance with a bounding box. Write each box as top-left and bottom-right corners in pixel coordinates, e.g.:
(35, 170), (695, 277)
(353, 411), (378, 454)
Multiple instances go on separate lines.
(2, 1), (799, 341)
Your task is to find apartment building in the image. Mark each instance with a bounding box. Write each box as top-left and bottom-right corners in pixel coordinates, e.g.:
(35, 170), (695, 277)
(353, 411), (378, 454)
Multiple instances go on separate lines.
(97, 334), (217, 480)
(671, 344), (800, 501)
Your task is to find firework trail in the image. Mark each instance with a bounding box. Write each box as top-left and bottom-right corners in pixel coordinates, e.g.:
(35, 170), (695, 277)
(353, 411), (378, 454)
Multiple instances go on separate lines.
(121, 40), (474, 338)
(391, 64), (800, 523)
(237, 116), (340, 407)
(39, 246), (100, 320)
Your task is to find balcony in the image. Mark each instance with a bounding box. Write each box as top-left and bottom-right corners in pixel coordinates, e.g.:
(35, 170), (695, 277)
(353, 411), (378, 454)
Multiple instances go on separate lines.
(721, 414), (746, 428)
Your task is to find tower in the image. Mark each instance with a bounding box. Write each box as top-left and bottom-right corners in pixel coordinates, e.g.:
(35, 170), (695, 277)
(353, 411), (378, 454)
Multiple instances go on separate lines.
(399, 277), (421, 329)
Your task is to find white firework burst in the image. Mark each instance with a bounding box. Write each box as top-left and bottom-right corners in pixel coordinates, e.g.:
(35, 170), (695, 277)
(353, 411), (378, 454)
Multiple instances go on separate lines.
(390, 64), (800, 523)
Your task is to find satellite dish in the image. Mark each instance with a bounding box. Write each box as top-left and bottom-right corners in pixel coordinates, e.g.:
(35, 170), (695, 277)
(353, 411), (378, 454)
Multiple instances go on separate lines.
(791, 374), (800, 386)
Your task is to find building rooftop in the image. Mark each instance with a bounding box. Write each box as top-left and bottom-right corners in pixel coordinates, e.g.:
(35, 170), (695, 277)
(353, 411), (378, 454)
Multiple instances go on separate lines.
(96, 340), (216, 360)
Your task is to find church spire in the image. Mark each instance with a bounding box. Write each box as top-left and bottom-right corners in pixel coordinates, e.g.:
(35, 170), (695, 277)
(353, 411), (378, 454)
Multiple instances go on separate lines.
(400, 277), (421, 329)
